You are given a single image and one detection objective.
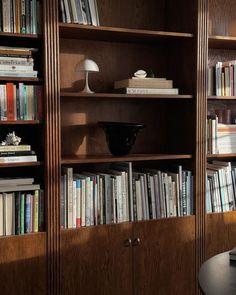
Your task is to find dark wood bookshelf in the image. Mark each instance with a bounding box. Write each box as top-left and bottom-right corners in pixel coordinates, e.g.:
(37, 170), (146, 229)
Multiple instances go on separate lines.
(207, 153), (236, 159)
(60, 92), (193, 100)
(0, 120), (42, 125)
(208, 95), (236, 100)
(0, 161), (42, 168)
(0, 232), (46, 240)
(209, 35), (236, 49)
(59, 23), (194, 43)
(61, 154), (192, 164)
(0, 77), (43, 82)
(0, 32), (41, 39)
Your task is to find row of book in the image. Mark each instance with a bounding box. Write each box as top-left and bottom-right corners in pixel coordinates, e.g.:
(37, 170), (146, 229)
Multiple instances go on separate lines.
(0, 0), (41, 34)
(60, 0), (100, 26)
(61, 163), (194, 229)
(207, 115), (236, 154)
(113, 77), (179, 95)
(206, 161), (236, 213)
(0, 143), (37, 163)
(208, 60), (236, 96)
(0, 83), (43, 121)
(0, 46), (38, 78)
(0, 178), (44, 236)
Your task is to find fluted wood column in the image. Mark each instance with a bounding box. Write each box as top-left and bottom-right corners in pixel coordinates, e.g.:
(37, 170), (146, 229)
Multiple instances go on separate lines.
(43, 1), (61, 294)
(195, 0), (208, 294)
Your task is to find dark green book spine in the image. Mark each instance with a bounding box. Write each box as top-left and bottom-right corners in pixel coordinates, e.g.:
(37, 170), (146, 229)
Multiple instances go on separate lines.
(20, 193), (25, 234)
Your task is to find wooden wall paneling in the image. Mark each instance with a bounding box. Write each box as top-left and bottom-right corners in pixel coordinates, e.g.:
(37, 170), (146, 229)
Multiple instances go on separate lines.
(97, 0), (165, 30)
(60, 224), (133, 295)
(195, 0), (208, 294)
(206, 212), (236, 258)
(133, 217), (196, 295)
(208, 0), (236, 36)
(43, 0), (61, 294)
(0, 234), (47, 295)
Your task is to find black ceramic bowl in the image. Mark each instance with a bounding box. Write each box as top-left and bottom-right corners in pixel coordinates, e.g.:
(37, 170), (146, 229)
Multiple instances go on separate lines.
(98, 121), (145, 156)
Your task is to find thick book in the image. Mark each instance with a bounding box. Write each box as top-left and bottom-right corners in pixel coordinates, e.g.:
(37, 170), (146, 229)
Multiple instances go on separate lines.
(0, 150), (35, 157)
(114, 87), (179, 95)
(0, 70), (38, 77)
(114, 78), (173, 89)
(0, 155), (37, 163)
(0, 145), (31, 152)
(0, 177), (34, 186)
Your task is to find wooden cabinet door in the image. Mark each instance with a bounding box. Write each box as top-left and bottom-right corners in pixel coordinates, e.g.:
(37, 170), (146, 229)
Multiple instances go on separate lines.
(60, 223), (133, 295)
(133, 217), (196, 295)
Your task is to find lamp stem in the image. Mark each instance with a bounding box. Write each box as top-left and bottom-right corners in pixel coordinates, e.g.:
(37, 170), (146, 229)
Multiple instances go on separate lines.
(82, 71), (94, 93)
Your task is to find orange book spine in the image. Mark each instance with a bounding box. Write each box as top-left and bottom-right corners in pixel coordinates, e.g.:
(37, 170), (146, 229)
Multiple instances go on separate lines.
(6, 83), (15, 120)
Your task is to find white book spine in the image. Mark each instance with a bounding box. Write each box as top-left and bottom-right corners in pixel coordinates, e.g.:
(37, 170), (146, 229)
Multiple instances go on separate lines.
(81, 179), (86, 226)
(0, 155), (37, 163)
(72, 180), (77, 228)
(119, 87), (179, 95)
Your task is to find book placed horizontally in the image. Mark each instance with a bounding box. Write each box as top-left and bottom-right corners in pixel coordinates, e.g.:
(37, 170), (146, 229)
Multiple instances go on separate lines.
(229, 246), (236, 261)
(114, 76), (179, 95)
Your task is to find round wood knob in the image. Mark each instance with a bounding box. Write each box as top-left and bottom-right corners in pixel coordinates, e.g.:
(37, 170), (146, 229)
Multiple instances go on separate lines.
(124, 238), (132, 247)
(132, 238), (141, 246)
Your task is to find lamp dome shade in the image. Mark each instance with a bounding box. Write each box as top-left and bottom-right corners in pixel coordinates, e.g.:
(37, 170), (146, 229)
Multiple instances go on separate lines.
(76, 58), (99, 72)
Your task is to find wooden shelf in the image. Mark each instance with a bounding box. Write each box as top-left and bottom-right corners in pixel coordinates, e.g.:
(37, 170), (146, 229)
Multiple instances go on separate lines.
(0, 77), (43, 82)
(60, 92), (193, 100)
(61, 154), (193, 164)
(0, 32), (41, 39)
(209, 35), (236, 49)
(0, 120), (42, 125)
(59, 23), (194, 43)
(208, 95), (236, 100)
(0, 231), (46, 240)
(0, 161), (42, 168)
(207, 153), (236, 158)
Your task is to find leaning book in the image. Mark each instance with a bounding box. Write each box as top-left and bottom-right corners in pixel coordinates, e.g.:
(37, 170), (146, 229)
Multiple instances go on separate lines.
(229, 246), (236, 261)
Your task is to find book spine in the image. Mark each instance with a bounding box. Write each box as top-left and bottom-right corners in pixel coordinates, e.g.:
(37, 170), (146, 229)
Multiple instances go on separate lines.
(38, 189), (44, 231)
(6, 82), (15, 120)
(0, 155), (37, 163)
(20, 193), (25, 234)
(15, 192), (21, 235)
(33, 189), (39, 232)
(24, 193), (31, 233)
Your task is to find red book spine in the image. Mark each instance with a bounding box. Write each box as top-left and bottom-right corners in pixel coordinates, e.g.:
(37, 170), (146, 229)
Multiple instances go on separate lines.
(6, 83), (15, 120)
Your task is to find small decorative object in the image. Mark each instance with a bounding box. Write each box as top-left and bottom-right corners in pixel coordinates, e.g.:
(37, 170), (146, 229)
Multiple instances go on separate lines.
(147, 69), (155, 78)
(76, 58), (99, 93)
(1, 131), (21, 146)
(134, 70), (147, 79)
(98, 121), (145, 156)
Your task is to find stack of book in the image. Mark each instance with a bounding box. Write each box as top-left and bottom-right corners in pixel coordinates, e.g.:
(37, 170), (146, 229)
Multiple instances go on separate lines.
(60, 0), (100, 26)
(0, 0), (41, 34)
(0, 144), (37, 163)
(0, 178), (44, 236)
(207, 115), (236, 154)
(229, 246), (236, 261)
(206, 160), (236, 213)
(61, 163), (193, 229)
(208, 60), (236, 96)
(0, 83), (43, 121)
(0, 46), (38, 78)
(113, 77), (179, 95)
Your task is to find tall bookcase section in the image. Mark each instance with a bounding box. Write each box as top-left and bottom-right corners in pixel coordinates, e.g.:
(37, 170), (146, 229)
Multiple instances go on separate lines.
(206, 0), (236, 259)
(0, 1), (47, 295)
(59, 1), (198, 294)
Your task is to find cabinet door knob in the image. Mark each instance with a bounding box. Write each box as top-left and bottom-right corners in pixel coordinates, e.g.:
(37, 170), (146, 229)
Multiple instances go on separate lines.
(124, 238), (132, 247)
(132, 238), (141, 246)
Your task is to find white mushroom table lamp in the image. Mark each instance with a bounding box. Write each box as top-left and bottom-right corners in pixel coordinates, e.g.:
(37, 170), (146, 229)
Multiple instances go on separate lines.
(76, 58), (99, 93)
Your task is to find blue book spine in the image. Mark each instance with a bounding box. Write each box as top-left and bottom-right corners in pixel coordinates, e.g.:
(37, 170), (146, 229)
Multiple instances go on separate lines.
(25, 193), (31, 233)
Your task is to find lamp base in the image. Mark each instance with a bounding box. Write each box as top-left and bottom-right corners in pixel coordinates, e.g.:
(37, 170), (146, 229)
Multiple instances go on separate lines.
(79, 71), (94, 94)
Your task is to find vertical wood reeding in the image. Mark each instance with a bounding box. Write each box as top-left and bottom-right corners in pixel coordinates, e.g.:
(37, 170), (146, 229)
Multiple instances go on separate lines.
(44, 0), (60, 294)
(196, 0), (208, 294)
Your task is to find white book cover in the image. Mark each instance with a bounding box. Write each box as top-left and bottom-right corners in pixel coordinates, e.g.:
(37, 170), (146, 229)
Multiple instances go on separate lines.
(75, 179), (81, 227)
(0, 155), (37, 163)
(116, 87), (179, 95)
(63, 0), (71, 23)
(72, 180), (77, 228)
(149, 175), (156, 219)
(88, 0), (98, 26)
(69, 0), (79, 23)
(135, 179), (142, 221)
(4, 192), (15, 236)
(0, 194), (3, 235)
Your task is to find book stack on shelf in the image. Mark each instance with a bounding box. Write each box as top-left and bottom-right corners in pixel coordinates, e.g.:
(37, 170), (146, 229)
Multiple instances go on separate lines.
(114, 77), (179, 95)
(61, 163), (194, 229)
(207, 115), (236, 154)
(60, 0), (100, 26)
(0, 141), (37, 164)
(0, 46), (38, 78)
(206, 160), (236, 213)
(0, 0), (41, 34)
(0, 177), (44, 236)
(0, 83), (43, 121)
(229, 246), (236, 261)
(208, 60), (236, 96)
